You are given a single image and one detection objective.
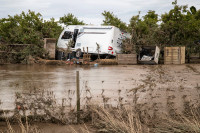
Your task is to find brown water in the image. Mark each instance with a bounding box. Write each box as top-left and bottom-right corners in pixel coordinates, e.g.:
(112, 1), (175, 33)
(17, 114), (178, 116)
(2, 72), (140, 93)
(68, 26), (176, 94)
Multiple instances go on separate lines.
(0, 64), (200, 121)
(0, 64), (147, 119)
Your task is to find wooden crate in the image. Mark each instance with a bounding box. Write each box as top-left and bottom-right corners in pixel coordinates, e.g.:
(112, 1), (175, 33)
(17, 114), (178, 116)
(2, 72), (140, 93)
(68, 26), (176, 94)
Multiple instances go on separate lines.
(83, 54), (91, 62)
(117, 54), (137, 65)
(164, 46), (185, 64)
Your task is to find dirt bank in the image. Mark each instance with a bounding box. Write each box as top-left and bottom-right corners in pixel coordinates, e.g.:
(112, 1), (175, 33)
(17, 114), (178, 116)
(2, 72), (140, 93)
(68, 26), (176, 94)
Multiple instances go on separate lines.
(0, 122), (94, 133)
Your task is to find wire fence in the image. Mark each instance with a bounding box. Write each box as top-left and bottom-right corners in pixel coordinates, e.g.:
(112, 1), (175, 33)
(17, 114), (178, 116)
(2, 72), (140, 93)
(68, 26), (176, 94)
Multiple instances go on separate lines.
(1, 66), (200, 123)
(0, 68), (143, 123)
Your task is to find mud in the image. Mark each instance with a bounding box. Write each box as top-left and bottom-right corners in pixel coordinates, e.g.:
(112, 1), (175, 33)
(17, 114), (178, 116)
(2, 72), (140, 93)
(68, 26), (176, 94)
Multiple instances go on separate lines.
(0, 122), (94, 133)
(0, 64), (200, 123)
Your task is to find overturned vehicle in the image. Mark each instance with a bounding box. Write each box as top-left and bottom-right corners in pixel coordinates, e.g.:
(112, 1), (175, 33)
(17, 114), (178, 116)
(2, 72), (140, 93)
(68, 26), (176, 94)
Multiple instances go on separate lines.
(56, 25), (130, 60)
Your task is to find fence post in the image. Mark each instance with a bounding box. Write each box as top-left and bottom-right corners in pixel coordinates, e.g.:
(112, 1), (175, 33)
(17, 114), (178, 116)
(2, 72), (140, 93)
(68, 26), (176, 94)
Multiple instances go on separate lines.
(76, 71), (80, 123)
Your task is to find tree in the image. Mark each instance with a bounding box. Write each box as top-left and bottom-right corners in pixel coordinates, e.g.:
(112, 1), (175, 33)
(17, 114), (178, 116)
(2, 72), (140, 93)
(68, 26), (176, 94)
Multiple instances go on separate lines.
(128, 11), (159, 47)
(160, 0), (200, 62)
(126, 0), (200, 62)
(102, 11), (128, 31)
(0, 10), (43, 44)
(59, 13), (85, 26)
(0, 10), (62, 44)
(0, 10), (63, 62)
(42, 18), (63, 39)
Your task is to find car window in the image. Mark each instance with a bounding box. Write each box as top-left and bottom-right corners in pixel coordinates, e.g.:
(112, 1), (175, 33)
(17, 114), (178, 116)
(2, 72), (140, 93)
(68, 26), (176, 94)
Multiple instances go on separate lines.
(61, 31), (72, 39)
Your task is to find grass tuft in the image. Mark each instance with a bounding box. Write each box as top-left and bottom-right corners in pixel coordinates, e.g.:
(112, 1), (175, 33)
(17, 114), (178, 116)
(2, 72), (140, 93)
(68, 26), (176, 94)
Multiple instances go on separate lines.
(90, 106), (145, 133)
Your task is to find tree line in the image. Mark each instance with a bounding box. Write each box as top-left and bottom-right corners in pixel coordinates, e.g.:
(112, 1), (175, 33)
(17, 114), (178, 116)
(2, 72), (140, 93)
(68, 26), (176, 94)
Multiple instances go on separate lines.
(0, 0), (199, 62)
(0, 11), (85, 61)
(102, 0), (200, 61)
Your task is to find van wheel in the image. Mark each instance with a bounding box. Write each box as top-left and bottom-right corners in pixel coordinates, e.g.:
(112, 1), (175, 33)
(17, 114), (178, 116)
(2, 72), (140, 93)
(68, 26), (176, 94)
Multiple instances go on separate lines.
(76, 49), (82, 58)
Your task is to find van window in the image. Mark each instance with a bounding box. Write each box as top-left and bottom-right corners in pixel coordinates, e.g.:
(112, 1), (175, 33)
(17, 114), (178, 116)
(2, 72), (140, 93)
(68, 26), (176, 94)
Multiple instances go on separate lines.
(61, 31), (72, 39)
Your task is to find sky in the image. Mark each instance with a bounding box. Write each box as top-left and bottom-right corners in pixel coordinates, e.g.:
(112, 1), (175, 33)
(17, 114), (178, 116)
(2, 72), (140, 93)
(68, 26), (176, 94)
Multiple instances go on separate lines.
(0, 0), (200, 25)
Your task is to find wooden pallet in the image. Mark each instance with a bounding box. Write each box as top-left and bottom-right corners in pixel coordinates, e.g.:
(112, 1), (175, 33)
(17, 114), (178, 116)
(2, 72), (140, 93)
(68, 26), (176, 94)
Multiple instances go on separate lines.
(164, 46), (185, 64)
(117, 54), (137, 65)
(83, 54), (91, 62)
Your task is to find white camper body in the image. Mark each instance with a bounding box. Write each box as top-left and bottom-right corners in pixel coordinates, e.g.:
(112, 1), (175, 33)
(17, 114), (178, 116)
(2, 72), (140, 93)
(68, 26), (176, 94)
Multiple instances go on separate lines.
(57, 25), (129, 58)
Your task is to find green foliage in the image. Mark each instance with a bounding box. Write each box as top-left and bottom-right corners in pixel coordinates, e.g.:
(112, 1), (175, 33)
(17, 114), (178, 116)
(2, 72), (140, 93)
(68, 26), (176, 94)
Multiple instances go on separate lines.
(190, 6), (197, 15)
(127, 0), (200, 61)
(0, 10), (63, 63)
(42, 18), (63, 39)
(0, 10), (63, 44)
(0, 1), (200, 63)
(102, 11), (128, 31)
(0, 10), (43, 44)
(159, 1), (200, 61)
(59, 13), (85, 26)
(129, 10), (160, 47)
(160, 1), (200, 47)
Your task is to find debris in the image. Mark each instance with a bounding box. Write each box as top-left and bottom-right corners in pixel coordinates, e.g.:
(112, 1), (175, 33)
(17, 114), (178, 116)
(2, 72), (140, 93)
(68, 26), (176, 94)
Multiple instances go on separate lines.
(94, 63), (98, 67)
(141, 55), (154, 61)
(138, 46), (160, 64)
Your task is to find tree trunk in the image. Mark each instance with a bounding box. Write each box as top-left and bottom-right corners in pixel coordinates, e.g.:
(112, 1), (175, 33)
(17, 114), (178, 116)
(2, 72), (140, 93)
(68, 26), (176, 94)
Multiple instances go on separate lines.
(187, 54), (190, 63)
(199, 52), (200, 59)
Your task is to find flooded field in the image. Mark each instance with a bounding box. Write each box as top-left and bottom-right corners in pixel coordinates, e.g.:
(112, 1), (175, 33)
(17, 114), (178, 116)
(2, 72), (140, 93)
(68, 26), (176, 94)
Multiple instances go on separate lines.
(0, 64), (200, 123)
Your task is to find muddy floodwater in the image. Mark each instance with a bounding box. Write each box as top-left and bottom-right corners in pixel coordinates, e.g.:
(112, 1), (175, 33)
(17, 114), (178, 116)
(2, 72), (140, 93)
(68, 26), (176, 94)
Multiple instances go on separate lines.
(0, 64), (200, 122)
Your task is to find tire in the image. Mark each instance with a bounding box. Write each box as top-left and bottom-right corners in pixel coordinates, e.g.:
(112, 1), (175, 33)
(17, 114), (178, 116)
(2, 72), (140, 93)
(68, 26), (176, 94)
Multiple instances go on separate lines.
(76, 49), (82, 58)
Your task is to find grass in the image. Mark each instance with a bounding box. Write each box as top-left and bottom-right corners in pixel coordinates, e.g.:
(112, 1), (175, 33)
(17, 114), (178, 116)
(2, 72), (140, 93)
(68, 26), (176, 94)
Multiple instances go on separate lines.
(152, 108), (200, 133)
(90, 106), (145, 133)
(89, 105), (200, 133)
(2, 105), (200, 133)
(1, 114), (40, 133)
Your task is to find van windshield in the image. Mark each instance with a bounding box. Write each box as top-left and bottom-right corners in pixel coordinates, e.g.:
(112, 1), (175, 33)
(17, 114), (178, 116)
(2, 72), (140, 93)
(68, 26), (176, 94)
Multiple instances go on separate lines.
(61, 31), (72, 39)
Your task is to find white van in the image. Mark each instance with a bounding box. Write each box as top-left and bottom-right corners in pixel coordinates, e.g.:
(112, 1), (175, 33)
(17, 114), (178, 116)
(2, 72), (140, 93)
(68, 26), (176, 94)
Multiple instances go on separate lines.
(56, 25), (129, 59)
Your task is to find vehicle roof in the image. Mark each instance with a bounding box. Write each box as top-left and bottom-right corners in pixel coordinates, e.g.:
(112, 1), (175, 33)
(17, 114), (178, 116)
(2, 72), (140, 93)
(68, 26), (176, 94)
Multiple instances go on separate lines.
(64, 25), (115, 30)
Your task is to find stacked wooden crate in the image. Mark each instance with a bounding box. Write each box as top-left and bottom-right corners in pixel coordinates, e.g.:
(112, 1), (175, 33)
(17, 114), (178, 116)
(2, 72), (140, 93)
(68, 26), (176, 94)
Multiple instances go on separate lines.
(83, 54), (91, 62)
(164, 46), (185, 64)
(117, 54), (137, 65)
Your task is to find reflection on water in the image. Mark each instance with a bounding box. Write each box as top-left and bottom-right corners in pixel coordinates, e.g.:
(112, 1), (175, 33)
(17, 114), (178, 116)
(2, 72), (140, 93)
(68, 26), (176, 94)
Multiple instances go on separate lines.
(0, 64), (146, 121)
(2, 64), (200, 122)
